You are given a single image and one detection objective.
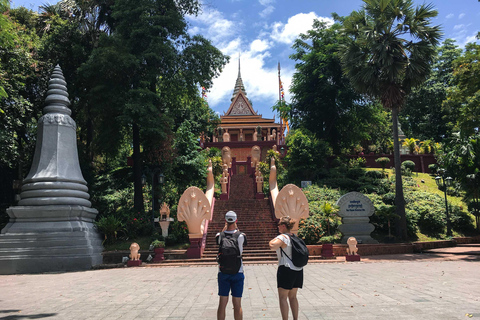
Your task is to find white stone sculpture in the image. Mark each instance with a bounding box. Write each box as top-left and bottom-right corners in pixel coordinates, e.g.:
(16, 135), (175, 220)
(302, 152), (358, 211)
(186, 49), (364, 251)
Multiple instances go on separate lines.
(255, 165), (264, 193)
(222, 146), (232, 168)
(129, 243), (141, 261)
(346, 237), (358, 255)
(177, 187), (211, 239)
(269, 157), (279, 208)
(275, 184), (310, 234)
(251, 146), (261, 168)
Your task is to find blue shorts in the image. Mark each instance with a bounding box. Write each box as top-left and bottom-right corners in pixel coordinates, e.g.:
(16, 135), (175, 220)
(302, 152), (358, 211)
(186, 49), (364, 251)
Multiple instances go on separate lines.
(218, 272), (245, 297)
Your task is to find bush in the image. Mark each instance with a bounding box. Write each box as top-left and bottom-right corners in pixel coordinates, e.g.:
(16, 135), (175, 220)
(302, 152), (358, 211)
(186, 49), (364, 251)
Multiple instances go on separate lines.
(318, 178), (361, 191)
(366, 170), (384, 179)
(303, 185), (342, 203)
(346, 167), (365, 180)
(348, 157), (366, 168)
(94, 215), (126, 244)
(298, 216), (325, 244)
(402, 160), (416, 172)
(450, 205), (476, 234)
(428, 163), (438, 173)
(168, 220), (189, 244)
(375, 157), (391, 169)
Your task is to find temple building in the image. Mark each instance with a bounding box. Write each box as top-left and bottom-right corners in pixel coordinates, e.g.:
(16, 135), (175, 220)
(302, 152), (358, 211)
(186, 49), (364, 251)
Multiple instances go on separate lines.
(203, 62), (285, 175)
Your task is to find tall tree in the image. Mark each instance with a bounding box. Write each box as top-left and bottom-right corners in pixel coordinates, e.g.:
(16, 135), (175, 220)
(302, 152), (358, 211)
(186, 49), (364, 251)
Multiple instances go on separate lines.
(443, 43), (480, 136)
(400, 39), (462, 141)
(339, 0), (441, 241)
(438, 132), (480, 230)
(0, 3), (47, 179)
(79, 0), (228, 212)
(289, 19), (389, 154)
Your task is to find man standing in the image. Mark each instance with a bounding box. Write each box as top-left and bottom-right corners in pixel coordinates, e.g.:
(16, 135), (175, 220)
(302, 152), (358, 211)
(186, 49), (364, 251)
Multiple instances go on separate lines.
(216, 211), (246, 320)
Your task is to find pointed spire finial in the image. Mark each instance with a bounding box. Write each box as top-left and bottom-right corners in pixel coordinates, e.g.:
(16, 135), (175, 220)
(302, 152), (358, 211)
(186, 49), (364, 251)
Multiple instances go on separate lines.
(43, 65), (71, 116)
(231, 54), (247, 101)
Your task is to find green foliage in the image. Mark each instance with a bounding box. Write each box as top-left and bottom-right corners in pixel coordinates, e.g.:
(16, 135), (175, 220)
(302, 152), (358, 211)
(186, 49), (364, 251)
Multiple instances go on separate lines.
(303, 185), (342, 203)
(400, 39), (462, 141)
(402, 160), (416, 172)
(444, 43), (480, 136)
(94, 215), (126, 244)
(283, 128), (332, 183)
(348, 157), (366, 168)
(151, 239), (165, 248)
(339, 0), (441, 241)
(375, 157), (391, 170)
(298, 217), (324, 245)
(402, 138), (420, 154)
(289, 20), (391, 154)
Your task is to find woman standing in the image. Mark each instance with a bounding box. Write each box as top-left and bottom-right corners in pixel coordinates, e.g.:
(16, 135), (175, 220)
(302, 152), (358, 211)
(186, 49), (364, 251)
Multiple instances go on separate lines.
(269, 216), (303, 320)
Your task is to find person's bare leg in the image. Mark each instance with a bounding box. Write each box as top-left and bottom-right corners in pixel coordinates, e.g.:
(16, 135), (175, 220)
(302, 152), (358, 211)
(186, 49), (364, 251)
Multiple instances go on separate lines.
(278, 288), (290, 320)
(288, 288), (299, 320)
(232, 296), (243, 320)
(217, 296), (229, 320)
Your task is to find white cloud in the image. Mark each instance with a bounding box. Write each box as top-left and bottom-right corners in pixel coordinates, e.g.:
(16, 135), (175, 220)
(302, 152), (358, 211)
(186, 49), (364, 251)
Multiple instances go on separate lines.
(250, 39), (270, 52)
(446, 13), (454, 19)
(459, 13), (466, 19)
(187, 7), (237, 44)
(453, 24), (466, 30)
(260, 5), (275, 18)
(270, 12), (333, 45)
(259, 0), (274, 5)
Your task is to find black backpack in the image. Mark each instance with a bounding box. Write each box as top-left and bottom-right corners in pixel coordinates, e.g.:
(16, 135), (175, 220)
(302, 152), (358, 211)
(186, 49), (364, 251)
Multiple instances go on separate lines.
(217, 231), (242, 274)
(280, 234), (309, 268)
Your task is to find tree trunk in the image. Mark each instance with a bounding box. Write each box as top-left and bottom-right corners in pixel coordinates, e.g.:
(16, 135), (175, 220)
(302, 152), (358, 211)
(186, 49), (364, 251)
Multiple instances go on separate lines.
(392, 107), (408, 241)
(133, 123), (144, 213)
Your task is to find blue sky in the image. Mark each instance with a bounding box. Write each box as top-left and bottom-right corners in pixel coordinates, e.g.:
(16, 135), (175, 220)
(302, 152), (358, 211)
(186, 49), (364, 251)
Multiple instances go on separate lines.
(11, 0), (480, 122)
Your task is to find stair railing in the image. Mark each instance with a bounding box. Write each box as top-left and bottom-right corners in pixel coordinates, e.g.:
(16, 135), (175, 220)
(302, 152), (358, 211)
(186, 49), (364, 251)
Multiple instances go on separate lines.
(269, 158), (310, 234)
(177, 159), (215, 258)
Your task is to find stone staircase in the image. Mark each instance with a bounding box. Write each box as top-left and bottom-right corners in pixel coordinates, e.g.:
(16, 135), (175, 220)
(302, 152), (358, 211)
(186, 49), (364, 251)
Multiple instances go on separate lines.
(148, 174), (279, 266)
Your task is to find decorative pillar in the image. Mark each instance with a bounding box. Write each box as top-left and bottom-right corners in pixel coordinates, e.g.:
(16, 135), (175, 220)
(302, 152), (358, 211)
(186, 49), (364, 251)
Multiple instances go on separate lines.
(0, 65), (103, 274)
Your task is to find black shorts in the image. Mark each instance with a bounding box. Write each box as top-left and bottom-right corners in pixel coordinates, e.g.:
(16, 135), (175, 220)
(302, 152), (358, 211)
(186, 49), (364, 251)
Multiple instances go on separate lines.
(277, 265), (303, 290)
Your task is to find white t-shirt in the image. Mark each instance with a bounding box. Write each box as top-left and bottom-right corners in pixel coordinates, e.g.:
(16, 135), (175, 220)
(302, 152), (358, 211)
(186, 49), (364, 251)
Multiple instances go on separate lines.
(275, 234), (303, 271)
(216, 230), (245, 273)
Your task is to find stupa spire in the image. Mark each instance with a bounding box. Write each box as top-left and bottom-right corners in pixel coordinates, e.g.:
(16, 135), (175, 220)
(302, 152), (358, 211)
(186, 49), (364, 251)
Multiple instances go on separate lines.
(231, 55), (247, 101)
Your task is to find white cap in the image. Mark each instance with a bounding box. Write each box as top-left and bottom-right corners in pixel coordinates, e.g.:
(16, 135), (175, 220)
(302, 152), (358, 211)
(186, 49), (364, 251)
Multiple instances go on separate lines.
(225, 211), (237, 223)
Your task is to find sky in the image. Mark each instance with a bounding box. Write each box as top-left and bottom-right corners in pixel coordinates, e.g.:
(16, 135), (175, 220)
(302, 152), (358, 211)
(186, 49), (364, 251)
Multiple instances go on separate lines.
(11, 0), (480, 122)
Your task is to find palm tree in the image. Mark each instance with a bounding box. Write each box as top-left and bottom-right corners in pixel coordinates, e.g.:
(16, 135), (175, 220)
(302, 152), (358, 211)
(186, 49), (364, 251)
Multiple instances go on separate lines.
(339, 0), (441, 241)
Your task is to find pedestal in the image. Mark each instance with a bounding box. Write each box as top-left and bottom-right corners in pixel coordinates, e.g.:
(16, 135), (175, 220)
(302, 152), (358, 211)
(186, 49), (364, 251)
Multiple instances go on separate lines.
(0, 205), (103, 274)
(159, 220), (171, 238)
(152, 248), (165, 262)
(127, 260), (142, 267)
(186, 238), (202, 258)
(220, 193), (229, 200)
(255, 192), (264, 199)
(321, 243), (334, 258)
(346, 254), (361, 262)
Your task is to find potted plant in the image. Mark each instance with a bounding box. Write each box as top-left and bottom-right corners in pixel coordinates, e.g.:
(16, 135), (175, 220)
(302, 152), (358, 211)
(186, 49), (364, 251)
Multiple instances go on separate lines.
(151, 240), (165, 262)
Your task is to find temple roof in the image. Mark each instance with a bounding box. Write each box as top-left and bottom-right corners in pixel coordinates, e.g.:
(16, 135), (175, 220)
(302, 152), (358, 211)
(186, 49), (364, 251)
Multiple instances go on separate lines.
(225, 59), (257, 116)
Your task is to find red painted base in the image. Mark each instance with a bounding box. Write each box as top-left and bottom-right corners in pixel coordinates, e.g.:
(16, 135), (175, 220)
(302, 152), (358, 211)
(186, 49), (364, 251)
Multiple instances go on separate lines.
(220, 193), (229, 200)
(186, 238), (202, 258)
(346, 254), (361, 262)
(321, 243), (334, 258)
(152, 248), (165, 262)
(255, 193), (265, 199)
(127, 260), (142, 267)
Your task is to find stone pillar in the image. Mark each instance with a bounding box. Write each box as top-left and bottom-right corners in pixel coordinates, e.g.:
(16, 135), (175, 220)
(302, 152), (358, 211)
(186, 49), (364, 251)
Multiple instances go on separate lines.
(0, 66), (103, 274)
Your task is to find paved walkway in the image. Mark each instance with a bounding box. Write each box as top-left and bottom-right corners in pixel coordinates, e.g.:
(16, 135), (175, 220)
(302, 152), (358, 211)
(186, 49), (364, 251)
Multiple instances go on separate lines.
(1, 247), (480, 319)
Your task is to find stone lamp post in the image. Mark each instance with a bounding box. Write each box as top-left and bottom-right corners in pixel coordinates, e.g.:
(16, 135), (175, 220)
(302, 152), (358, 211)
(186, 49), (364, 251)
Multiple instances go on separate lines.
(0, 66), (103, 274)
